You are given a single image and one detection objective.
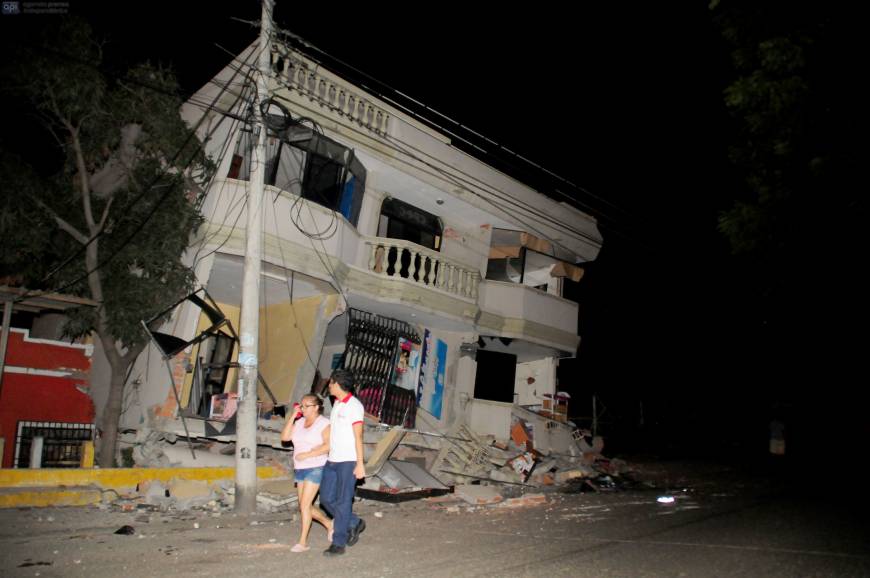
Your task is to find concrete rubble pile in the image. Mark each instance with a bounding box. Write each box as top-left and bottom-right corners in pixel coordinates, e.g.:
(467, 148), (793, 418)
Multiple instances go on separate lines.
(359, 407), (636, 503)
(111, 404), (636, 512)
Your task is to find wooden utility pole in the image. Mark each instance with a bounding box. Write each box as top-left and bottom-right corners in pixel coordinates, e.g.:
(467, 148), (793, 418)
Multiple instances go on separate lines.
(234, 0), (273, 514)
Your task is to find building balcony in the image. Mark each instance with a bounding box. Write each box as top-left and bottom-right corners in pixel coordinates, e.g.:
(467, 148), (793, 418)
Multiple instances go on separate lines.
(197, 179), (577, 348)
(476, 280), (580, 355)
(360, 237), (480, 301)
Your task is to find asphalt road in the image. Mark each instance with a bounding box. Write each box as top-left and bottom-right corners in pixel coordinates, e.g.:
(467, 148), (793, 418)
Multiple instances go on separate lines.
(1, 460), (867, 577)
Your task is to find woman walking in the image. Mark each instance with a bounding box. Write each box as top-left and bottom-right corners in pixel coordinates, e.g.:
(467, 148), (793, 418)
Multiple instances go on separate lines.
(281, 394), (333, 552)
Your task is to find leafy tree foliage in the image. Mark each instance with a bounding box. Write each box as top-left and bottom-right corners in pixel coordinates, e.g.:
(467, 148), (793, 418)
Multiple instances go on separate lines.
(712, 2), (863, 316)
(711, 2), (866, 451)
(1, 18), (213, 466)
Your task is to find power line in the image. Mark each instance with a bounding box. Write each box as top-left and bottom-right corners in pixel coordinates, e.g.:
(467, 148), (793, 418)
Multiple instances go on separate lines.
(271, 28), (633, 224)
(16, 41), (264, 304)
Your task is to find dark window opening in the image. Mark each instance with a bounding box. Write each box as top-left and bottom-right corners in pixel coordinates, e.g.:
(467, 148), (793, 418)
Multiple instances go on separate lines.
(15, 421), (94, 468)
(228, 121), (366, 227)
(473, 349), (517, 403)
(378, 198), (442, 251)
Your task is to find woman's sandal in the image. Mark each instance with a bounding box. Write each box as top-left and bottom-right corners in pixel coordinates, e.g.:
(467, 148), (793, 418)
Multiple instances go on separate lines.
(291, 543), (310, 553)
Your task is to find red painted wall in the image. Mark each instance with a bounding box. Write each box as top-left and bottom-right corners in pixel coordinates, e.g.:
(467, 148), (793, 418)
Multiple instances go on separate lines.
(0, 330), (93, 468)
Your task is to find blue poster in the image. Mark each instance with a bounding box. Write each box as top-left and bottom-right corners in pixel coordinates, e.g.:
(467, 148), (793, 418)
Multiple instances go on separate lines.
(417, 329), (446, 419)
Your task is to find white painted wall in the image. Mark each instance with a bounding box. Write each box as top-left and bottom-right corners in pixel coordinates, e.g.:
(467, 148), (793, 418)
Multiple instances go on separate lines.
(468, 399), (513, 441)
(440, 222), (493, 275)
(478, 280), (579, 335)
(514, 358), (556, 407)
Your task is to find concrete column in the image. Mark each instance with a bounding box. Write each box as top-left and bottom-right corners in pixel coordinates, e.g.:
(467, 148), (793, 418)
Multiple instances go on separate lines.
(29, 436), (44, 468)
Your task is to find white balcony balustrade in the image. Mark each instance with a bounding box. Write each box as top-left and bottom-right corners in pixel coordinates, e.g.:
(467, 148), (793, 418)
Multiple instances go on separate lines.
(363, 238), (480, 300)
(271, 48), (391, 135)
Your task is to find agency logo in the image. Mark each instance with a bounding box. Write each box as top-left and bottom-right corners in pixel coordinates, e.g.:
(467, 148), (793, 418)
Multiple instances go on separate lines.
(2, 1), (21, 15)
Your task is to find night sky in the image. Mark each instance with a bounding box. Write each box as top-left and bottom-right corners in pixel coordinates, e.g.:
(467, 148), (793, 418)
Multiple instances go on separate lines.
(2, 3), (863, 457)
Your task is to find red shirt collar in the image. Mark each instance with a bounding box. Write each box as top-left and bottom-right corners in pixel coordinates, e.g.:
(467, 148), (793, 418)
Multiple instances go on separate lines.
(339, 393), (353, 403)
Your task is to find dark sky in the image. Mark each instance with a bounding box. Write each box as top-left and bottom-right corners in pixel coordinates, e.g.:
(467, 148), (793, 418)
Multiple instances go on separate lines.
(3, 3), (775, 444)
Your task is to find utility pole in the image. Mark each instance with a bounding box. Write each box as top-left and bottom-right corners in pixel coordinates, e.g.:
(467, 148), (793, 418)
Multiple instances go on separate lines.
(234, 0), (273, 514)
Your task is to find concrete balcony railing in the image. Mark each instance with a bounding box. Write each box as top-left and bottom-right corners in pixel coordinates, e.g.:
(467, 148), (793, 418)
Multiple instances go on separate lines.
(271, 46), (391, 135)
(477, 280), (579, 336)
(362, 237), (481, 300)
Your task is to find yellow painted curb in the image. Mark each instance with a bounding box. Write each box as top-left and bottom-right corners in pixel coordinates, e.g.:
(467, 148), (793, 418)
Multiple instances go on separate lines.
(0, 466), (283, 491)
(0, 487), (102, 508)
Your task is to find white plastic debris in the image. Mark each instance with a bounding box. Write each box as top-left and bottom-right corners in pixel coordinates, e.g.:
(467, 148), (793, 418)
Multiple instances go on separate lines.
(657, 496), (675, 504)
(374, 512), (384, 518)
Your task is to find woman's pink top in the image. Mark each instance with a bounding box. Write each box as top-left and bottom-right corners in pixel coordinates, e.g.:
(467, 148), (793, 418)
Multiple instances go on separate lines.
(292, 415), (329, 470)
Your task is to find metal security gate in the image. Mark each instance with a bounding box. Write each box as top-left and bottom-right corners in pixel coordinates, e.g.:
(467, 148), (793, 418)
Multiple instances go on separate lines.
(338, 309), (421, 427)
(14, 421), (94, 468)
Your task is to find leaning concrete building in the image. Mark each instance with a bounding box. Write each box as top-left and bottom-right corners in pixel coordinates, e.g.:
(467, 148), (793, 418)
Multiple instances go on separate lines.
(92, 37), (602, 469)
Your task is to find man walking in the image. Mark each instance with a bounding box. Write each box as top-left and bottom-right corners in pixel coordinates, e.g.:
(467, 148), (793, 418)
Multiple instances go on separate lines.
(320, 369), (366, 556)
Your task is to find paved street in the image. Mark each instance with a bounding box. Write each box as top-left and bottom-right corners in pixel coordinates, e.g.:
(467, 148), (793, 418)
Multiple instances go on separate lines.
(1, 460), (868, 577)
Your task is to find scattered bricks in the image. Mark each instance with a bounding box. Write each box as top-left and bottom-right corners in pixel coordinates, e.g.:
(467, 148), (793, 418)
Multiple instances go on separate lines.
(454, 484), (504, 506)
(499, 493), (547, 508)
(510, 422), (531, 450)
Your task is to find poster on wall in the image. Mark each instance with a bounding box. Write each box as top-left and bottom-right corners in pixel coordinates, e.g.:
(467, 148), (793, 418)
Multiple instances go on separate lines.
(417, 329), (447, 419)
(393, 337), (420, 391)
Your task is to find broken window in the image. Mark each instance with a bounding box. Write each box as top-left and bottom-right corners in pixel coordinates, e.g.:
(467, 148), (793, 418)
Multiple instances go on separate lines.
(227, 120), (366, 227)
(486, 229), (585, 297)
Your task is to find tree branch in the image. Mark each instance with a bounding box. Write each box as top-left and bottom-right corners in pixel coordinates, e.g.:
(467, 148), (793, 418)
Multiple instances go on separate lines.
(98, 196), (115, 231)
(122, 340), (147, 367)
(59, 116), (98, 234)
(31, 196), (88, 244)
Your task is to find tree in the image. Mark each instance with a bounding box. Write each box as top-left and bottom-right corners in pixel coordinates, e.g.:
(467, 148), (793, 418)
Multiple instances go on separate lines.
(711, 2), (863, 337)
(1, 18), (213, 466)
(711, 1), (866, 456)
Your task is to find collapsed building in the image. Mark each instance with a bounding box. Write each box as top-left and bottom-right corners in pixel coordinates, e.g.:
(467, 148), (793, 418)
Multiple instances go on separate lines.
(82, 37), (605, 493)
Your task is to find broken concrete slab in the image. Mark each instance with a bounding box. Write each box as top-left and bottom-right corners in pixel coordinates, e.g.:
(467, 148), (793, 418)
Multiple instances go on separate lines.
(454, 484), (503, 506)
(365, 427), (407, 476)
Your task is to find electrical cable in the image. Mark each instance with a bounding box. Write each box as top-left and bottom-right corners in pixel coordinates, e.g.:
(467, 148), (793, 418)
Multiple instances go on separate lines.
(14, 40), (268, 304)
(272, 27), (632, 222)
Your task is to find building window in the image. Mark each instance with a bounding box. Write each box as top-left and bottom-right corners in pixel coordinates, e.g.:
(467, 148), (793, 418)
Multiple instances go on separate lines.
(378, 198), (442, 251)
(227, 124), (366, 227)
(486, 229), (585, 297)
(14, 421), (94, 468)
(473, 349), (517, 403)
